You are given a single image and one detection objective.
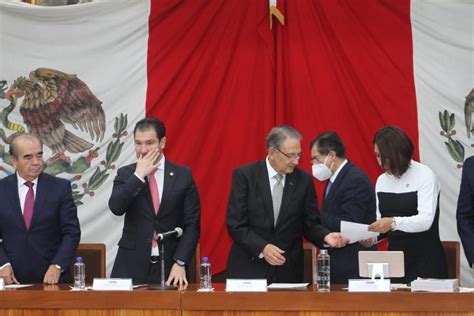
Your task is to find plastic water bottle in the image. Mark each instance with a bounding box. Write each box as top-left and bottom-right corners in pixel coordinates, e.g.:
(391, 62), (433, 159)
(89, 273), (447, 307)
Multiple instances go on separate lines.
(73, 256), (86, 289)
(199, 257), (212, 290)
(317, 249), (330, 292)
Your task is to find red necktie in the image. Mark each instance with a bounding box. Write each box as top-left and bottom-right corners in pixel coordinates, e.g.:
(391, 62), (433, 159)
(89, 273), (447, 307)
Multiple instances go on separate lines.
(148, 170), (160, 248)
(23, 181), (35, 230)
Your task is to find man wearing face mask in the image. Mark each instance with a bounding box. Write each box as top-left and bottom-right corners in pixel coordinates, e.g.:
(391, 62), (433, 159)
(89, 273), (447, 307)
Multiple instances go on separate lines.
(310, 131), (376, 284)
(226, 126), (347, 283)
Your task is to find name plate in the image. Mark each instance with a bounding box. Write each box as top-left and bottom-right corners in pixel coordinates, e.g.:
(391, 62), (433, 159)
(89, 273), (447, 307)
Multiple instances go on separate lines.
(0, 278), (4, 290)
(92, 278), (133, 291)
(348, 279), (391, 292)
(225, 279), (267, 292)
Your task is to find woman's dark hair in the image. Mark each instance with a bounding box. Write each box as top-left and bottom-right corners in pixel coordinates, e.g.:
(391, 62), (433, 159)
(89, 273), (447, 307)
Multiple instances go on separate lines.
(373, 126), (414, 178)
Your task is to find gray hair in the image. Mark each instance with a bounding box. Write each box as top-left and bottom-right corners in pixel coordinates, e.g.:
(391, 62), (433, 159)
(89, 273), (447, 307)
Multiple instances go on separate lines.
(9, 134), (42, 158)
(266, 125), (302, 149)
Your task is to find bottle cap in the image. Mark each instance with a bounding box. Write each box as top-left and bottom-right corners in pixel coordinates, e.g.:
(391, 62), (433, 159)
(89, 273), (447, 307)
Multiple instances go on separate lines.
(201, 257), (209, 263)
(76, 256), (83, 262)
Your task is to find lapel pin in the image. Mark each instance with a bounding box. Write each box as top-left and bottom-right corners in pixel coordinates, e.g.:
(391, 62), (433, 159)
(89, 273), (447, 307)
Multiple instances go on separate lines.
(170, 172), (174, 176)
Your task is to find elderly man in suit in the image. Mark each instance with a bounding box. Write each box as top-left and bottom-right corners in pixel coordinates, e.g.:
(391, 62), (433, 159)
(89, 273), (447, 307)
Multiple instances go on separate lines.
(226, 125), (346, 283)
(457, 156), (474, 266)
(109, 117), (200, 286)
(0, 134), (80, 285)
(310, 131), (376, 284)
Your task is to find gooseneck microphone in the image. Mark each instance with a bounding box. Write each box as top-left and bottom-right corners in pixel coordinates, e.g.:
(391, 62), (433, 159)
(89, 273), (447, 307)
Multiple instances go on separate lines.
(157, 227), (183, 241)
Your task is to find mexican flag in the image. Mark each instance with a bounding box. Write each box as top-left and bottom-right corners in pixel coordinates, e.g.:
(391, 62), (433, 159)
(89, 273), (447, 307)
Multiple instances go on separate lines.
(0, 0), (472, 285)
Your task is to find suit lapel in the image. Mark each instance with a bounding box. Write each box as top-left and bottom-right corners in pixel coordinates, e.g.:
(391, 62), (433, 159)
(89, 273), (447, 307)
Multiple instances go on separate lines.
(324, 161), (352, 204)
(159, 160), (177, 214)
(256, 161), (274, 225)
(29, 173), (47, 230)
(5, 174), (25, 230)
(276, 171), (297, 227)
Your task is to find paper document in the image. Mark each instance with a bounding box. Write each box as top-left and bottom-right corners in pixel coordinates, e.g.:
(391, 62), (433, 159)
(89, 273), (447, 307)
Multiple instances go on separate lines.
(268, 283), (309, 289)
(341, 220), (379, 243)
(5, 284), (34, 289)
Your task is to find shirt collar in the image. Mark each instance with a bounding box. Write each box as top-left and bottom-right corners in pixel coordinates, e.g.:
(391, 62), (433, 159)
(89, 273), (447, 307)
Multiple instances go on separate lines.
(266, 156), (285, 181)
(16, 173), (38, 188)
(329, 159), (347, 183)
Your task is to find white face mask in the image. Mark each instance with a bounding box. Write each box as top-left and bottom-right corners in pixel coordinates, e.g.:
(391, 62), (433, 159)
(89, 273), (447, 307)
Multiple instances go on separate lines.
(312, 156), (332, 181)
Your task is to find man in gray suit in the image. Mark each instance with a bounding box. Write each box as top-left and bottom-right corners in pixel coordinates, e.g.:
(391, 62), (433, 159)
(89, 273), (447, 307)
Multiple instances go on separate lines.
(226, 126), (346, 282)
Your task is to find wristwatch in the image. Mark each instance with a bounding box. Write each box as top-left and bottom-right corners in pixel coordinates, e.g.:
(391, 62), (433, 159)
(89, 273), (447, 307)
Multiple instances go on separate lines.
(54, 264), (63, 272)
(390, 218), (397, 231)
(175, 259), (186, 267)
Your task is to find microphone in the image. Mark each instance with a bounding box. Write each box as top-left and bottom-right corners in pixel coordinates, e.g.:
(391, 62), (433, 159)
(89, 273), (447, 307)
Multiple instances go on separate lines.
(157, 227), (183, 241)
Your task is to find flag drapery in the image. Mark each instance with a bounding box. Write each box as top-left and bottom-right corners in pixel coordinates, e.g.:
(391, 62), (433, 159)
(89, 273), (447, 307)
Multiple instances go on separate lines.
(0, 0), (472, 285)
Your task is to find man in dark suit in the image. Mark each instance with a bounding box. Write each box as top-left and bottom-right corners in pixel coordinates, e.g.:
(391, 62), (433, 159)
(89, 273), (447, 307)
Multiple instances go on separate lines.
(457, 156), (474, 266)
(0, 134), (80, 285)
(310, 131), (376, 284)
(109, 117), (200, 286)
(226, 126), (346, 283)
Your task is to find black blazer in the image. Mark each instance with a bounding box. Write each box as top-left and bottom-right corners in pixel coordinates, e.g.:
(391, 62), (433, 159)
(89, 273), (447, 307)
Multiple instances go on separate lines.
(109, 160), (200, 283)
(457, 156), (474, 265)
(0, 172), (80, 283)
(320, 161), (376, 284)
(226, 160), (330, 283)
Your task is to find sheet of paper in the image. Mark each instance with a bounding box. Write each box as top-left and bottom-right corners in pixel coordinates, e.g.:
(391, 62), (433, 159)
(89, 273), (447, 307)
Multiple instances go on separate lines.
(341, 220), (379, 244)
(5, 284), (34, 289)
(268, 283), (309, 289)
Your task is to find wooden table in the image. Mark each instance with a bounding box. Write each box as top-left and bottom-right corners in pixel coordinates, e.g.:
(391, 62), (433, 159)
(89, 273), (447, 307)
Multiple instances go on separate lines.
(1, 284), (473, 316)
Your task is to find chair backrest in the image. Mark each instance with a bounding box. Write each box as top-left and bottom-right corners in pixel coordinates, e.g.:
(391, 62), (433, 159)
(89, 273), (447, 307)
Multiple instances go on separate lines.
(186, 242), (201, 283)
(70, 243), (106, 283)
(303, 242), (317, 284)
(442, 240), (460, 280)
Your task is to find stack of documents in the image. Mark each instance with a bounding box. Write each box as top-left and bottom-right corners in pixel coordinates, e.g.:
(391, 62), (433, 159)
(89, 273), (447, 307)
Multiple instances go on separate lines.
(411, 278), (458, 292)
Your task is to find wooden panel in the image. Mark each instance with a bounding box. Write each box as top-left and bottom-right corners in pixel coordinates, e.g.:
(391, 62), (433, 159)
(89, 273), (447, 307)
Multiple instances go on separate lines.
(3, 310), (179, 316)
(442, 241), (461, 280)
(70, 243), (106, 283)
(183, 312), (474, 316)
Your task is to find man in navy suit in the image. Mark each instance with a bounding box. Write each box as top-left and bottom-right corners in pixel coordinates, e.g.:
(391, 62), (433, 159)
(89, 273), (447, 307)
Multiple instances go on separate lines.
(310, 131), (376, 284)
(0, 134), (80, 285)
(457, 156), (474, 266)
(109, 117), (200, 286)
(226, 126), (346, 282)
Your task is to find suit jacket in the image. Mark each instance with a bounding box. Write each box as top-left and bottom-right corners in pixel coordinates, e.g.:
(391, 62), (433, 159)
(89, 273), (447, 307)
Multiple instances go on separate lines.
(320, 161), (376, 284)
(457, 156), (474, 265)
(226, 160), (330, 283)
(0, 172), (80, 283)
(109, 160), (200, 283)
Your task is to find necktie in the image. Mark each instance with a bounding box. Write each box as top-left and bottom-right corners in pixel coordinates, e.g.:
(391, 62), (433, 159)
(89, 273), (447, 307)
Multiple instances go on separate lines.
(272, 174), (283, 226)
(148, 169), (160, 249)
(325, 180), (333, 198)
(23, 181), (35, 230)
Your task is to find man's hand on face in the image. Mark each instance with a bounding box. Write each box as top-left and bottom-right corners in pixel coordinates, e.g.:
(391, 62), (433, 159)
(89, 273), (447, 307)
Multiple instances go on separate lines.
(135, 148), (161, 178)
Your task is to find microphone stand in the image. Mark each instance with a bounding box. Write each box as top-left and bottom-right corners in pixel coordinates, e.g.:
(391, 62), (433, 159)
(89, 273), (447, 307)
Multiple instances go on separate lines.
(149, 235), (177, 291)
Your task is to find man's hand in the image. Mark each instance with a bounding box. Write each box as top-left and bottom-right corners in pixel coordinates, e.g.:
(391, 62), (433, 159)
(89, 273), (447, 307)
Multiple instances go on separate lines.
(166, 263), (188, 286)
(43, 265), (61, 285)
(360, 237), (377, 248)
(0, 265), (18, 285)
(135, 148), (161, 178)
(324, 232), (348, 248)
(262, 244), (286, 266)
(368, 218), (393, 234)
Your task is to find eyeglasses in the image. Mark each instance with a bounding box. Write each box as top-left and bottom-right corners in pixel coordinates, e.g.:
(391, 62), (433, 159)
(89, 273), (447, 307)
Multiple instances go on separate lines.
(275, 148), (302, 160)
(311, 154), (324, 164)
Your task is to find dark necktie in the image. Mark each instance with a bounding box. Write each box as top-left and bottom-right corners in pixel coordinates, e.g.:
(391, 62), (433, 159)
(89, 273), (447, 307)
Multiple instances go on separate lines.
(23, 181), (35, 230)
(325, 180), (333, 198)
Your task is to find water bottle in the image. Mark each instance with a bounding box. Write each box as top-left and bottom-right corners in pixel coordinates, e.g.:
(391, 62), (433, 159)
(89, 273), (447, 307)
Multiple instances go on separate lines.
(199, 257), (212, 290)
(73, 256), (86, 289)
(317, 249), (330, 292)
